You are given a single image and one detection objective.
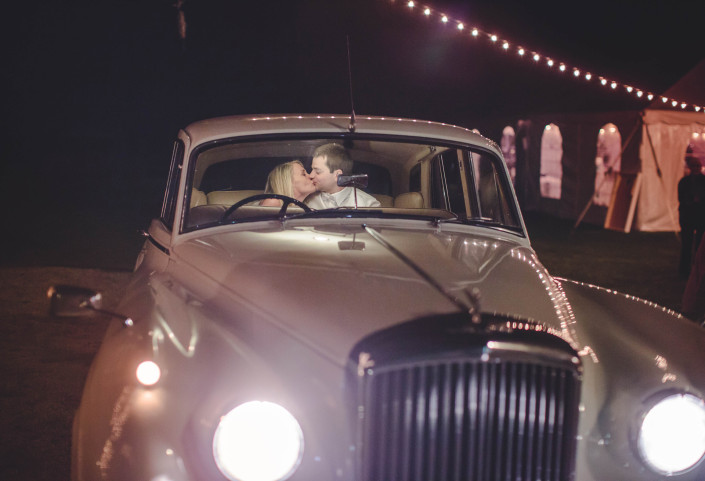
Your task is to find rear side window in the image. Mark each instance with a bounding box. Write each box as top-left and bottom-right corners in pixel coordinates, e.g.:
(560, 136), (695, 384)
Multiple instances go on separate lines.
(430, 149), (471, 216)
(430, 147), (519, 227)
(470, 151), (518, 225)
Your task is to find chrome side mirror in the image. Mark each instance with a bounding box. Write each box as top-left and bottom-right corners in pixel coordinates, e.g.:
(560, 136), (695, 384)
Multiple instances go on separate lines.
(47, 285), (103, 317)
(47, 285), (134, 326)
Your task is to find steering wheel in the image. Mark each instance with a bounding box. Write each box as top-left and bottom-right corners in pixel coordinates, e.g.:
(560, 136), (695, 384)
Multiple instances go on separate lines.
(219, 193), (312, 223)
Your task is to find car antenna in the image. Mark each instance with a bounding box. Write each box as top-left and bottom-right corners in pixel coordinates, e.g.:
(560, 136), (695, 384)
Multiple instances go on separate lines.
(346, 35), (356, 133)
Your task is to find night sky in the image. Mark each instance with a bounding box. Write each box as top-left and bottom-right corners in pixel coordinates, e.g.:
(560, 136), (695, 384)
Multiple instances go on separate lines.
(3, 0), (703, 230)
(8, 0), (703, 133)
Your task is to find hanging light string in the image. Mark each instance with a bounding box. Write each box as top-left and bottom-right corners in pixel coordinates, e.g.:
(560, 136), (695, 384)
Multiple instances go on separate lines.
(399, 1), (703, 113)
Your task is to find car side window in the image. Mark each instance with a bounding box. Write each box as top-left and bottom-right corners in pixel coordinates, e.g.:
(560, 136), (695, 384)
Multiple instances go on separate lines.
(469, 151), (519, 226)
(161, 140), (184, 229)
(429, 149), (472, 217)
(429, 147), (519, 227)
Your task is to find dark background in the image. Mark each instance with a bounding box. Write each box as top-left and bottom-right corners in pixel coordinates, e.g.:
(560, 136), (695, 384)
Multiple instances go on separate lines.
(3, 0), (703, 266)
(2, 4), (701, 478)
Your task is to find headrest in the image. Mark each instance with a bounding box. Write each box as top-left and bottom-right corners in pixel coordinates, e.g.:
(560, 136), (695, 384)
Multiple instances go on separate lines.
(191, 188), (208, 208)
(372, 194), (394, 207)
(394, 192), (424, 209)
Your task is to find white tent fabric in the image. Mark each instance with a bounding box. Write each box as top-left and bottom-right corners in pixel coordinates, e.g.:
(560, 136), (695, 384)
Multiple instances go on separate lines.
(636, 110), (705, 231)
(540, 123), (563, 199)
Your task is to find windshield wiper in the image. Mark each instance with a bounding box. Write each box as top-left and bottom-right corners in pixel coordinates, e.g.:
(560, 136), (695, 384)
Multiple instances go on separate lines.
(283, 207), (374, 219)
(434, 215), (503, 226)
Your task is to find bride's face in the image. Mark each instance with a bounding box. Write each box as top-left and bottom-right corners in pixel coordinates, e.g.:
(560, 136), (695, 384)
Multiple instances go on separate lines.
(291, 163), (315, 200)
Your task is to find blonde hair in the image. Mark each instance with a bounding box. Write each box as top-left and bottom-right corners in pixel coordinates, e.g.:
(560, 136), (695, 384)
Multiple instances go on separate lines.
(264, 160), (304, 198)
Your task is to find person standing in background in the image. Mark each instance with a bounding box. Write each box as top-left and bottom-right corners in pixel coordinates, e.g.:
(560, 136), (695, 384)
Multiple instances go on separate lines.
(678, 151), (705, 278)
(682, 239), (705, 324)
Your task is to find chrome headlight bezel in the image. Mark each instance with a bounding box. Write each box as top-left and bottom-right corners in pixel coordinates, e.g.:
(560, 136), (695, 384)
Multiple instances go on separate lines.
(636, 391), (705, 476)
(212, 400), (304, 481)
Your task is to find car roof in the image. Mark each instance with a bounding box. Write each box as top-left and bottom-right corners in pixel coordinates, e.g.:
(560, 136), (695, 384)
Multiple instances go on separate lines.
(181, 114), (500, 154)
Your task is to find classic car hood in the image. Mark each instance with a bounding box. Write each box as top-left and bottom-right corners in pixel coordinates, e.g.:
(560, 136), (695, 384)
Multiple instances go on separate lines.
(171, 220), (578, 366)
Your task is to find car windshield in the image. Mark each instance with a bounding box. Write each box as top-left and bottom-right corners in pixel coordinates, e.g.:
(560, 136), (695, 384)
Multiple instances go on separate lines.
(182, 135), (521, 232)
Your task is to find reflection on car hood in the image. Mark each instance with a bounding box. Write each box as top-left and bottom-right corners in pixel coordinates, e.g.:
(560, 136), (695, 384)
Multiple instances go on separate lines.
(173, 220), (579, 366)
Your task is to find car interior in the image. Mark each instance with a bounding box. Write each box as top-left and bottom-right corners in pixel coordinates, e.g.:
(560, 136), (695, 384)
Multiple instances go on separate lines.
(181, 137), (519, 231)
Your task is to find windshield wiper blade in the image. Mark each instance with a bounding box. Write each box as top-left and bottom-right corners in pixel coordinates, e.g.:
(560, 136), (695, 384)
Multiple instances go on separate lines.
(432, 212), (461, 226)
(434, 215), (502, 226)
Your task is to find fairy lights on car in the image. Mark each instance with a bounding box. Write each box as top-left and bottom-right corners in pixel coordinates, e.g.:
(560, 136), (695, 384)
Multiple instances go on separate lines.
(396, 1), (703, 113)
(247, 114), (477, 132)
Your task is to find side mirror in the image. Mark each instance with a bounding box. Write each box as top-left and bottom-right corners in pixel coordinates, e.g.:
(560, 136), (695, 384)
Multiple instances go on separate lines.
(47, 285), (134, 326)
(337, 174), (369, 189)
(48, 285), (103, 317)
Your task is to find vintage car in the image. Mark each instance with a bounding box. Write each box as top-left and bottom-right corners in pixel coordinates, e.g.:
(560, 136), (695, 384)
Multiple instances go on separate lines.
(51, 114), (705, 481)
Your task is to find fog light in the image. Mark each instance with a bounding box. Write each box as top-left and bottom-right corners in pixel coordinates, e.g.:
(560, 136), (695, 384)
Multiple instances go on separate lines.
(136, 361), (161, 386)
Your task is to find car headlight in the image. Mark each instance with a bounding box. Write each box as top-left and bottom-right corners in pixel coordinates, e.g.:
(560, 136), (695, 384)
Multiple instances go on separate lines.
(637, 393), (705, 475)
(213, 401), (304, 481)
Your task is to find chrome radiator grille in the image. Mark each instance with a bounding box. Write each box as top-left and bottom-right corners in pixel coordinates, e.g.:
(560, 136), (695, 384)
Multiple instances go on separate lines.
(358, 356), (581, 481)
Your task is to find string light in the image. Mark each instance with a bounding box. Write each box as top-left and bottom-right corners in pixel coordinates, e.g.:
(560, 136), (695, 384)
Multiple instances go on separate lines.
(388, 0), (702, 112)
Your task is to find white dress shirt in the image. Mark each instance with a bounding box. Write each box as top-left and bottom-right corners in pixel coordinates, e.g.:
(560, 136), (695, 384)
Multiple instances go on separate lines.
(306, 187), (381, 209)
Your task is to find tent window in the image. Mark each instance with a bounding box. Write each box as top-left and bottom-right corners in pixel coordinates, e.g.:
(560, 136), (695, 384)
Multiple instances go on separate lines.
(594, 123), (622, 207)
(686, 132), (705, 173)
(500, 126), (517, 185)
(540, 123), (563, 199)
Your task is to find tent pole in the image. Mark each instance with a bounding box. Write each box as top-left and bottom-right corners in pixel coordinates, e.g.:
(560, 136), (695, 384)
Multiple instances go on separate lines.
(571, 116), (641, 234)
(642, 113), (681, 239)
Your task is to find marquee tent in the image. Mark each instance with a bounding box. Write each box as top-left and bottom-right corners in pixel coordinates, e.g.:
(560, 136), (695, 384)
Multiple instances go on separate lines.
(477, 59), (705, 232)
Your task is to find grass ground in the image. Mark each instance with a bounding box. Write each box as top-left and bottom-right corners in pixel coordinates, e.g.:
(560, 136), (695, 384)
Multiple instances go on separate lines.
(524, 212), (687, 312)
(0, 267), (130, 481)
